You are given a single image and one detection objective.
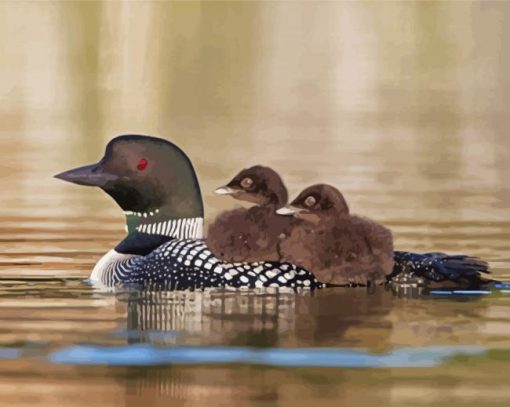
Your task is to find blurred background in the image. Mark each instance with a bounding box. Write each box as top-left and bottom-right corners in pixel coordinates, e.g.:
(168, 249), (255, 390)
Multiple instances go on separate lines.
(1, 1), (510, 406)
(1, 0), (509, 225)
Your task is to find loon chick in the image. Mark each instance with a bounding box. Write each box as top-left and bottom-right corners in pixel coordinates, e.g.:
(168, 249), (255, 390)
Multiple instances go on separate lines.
(54, 134), (492, 290)
(206, 165), (297, 262)
(277, 184), (394, 286)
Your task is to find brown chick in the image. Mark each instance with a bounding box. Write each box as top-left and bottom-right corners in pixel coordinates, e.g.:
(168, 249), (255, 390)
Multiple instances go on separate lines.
(206, 165), (298, 262)
(277, 184), (394, 286)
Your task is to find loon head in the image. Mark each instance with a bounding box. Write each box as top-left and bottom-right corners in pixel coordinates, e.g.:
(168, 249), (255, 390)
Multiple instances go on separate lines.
(215, 165), (288, 208)
(276, 184), (349, 224)
(55, 135), (204, 234)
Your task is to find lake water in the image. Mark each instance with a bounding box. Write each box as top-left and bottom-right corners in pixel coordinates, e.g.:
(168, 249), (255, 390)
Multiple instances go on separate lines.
(1, 1), (510, 406)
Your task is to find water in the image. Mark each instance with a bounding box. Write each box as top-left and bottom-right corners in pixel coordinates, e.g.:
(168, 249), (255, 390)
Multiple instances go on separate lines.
(1, 1), (510, 406)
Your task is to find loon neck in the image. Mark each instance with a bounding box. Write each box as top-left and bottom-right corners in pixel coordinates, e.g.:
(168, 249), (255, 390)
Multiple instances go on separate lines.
(124, 210), (204, 239)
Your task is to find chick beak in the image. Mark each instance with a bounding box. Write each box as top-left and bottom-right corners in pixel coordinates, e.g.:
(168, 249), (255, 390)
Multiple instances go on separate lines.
(215, 186), (237, 195)
(276, 205), (303, 216)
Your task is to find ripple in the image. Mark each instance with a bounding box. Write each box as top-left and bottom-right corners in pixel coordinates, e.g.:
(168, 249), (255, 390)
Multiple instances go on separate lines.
(48, 345), (485, 368)
(0, 347), (22, 360)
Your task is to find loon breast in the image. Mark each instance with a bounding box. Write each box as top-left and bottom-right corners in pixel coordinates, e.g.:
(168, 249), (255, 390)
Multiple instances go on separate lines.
(90, 249), (140, 286)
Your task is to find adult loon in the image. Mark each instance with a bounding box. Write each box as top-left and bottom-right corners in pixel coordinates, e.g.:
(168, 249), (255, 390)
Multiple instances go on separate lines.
(54, 135), (491, 289)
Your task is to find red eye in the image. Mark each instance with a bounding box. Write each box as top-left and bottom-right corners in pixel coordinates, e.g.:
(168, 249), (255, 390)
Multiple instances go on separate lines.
(137, 158), (148, 170)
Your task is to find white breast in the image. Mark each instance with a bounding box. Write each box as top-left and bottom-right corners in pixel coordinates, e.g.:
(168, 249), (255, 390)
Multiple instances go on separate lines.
(90, 249), (138, 284)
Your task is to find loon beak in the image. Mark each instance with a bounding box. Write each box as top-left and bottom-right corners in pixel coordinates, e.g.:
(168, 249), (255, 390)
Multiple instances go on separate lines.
(276, 205), (303, 216)
(54, 163), (118, 187)
(215, 186), (237, 195)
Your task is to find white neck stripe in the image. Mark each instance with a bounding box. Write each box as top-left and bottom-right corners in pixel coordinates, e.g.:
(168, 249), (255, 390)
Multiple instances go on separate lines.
(136, 217), (204, 239)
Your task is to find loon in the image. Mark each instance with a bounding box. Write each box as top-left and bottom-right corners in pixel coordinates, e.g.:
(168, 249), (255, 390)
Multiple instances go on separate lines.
(54, 135), (491, 290)
(206, 165), (299, 262)
(277, 184), (394, 286)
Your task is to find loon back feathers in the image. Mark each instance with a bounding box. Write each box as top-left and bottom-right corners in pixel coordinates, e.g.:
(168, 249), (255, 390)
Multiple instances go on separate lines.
(92, 238), (325, 290)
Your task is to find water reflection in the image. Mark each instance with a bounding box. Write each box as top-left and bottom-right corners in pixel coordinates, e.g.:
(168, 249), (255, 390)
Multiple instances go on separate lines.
(120, 287), (396, 348)
(116, 285), (506, 352)
(0, 280), (510, 406)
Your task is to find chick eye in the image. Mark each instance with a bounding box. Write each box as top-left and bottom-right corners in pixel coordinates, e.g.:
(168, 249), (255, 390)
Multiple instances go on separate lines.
(304, 195), (316, 207)
(137, 158), (148, 171)
(240, 177), (253, 189)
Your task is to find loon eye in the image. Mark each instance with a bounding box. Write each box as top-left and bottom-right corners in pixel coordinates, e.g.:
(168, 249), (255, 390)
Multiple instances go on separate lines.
(304, 195), (316, 207)
(137, 158), (148, 171)
(240, 177), (253, 189)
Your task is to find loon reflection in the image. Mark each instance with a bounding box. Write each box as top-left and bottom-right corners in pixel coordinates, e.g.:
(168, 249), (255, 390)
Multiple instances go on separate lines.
(121, 286), (396, 347)
(117, 286), (394, 403)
